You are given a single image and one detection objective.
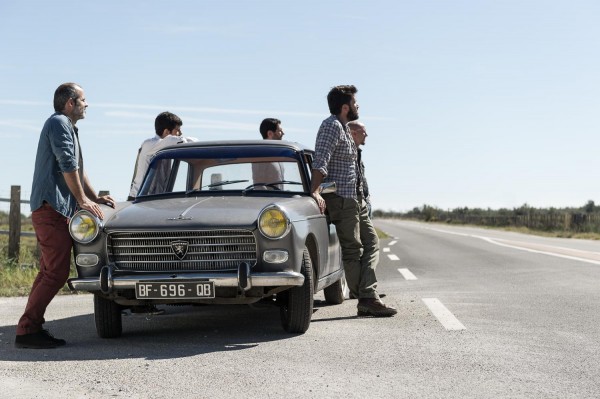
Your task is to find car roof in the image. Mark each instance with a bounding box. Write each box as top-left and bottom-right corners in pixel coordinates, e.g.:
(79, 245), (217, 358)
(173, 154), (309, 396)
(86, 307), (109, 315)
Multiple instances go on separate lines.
(170, 140), (312, 152)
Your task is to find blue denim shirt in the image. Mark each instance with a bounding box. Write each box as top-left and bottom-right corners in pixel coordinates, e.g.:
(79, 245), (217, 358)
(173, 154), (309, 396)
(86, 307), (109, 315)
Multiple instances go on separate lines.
(30, 113), (80, 218)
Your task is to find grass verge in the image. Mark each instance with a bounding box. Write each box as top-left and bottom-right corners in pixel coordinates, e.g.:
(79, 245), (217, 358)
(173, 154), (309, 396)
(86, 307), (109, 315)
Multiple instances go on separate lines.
(0, 235), (75, 297)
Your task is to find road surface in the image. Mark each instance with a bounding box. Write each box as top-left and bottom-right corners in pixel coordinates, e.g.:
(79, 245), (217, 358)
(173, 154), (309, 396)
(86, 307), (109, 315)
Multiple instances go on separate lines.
(1, 219), (598, 398)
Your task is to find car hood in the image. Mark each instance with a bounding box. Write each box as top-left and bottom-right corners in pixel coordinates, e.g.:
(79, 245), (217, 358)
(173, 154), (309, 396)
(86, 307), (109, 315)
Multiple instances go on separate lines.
(103, 195), (318, 231)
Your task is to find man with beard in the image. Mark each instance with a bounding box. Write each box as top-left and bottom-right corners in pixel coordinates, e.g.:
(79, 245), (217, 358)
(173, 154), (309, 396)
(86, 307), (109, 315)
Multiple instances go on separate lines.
(252, 118), (285, 190)
(310, 85), (396, 317)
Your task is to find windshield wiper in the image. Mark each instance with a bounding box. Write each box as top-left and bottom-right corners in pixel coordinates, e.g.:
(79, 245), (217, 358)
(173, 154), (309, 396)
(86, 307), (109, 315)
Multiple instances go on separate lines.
(186, 179), (249, 194)
(243, 181), (303, 192)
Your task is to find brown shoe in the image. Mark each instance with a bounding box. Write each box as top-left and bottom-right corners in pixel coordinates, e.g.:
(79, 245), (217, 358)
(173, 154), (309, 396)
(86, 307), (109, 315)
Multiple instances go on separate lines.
(350, 292), (385, 299)
(357, 298), (397, 317)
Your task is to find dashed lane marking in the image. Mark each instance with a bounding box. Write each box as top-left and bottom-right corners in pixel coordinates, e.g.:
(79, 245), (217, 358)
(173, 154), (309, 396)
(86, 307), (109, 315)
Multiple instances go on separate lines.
(383, 247), (390, 252)
(422, 298), (466, 331)
(389, 240), (397, 246)
(397, 268), (417, 280)
(387, 254), (400, 261)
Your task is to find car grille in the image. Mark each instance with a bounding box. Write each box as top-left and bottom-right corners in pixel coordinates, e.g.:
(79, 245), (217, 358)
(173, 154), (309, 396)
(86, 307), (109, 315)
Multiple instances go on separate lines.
(107, 230), (257, 272)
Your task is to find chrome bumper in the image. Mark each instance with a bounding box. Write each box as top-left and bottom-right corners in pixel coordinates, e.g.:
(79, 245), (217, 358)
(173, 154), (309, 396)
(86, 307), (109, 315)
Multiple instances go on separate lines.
(68, 270), (305, 292)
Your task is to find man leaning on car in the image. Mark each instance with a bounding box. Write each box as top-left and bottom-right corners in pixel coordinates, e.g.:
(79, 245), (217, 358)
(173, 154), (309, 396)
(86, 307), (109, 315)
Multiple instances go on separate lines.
(15, 83), (115, 349)
(309, 85), (396, 318)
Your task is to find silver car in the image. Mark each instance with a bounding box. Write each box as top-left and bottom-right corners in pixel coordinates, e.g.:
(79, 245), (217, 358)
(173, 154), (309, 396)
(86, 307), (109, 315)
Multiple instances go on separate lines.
(67, 140), (346, 338)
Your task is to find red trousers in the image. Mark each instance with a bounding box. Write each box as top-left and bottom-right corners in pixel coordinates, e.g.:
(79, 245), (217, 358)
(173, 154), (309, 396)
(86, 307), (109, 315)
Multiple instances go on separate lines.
(16, 203), (73, 335)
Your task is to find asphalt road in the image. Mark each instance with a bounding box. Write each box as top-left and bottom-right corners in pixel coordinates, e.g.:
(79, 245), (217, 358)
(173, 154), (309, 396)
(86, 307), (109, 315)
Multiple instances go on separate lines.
(1, 219), (599, 398)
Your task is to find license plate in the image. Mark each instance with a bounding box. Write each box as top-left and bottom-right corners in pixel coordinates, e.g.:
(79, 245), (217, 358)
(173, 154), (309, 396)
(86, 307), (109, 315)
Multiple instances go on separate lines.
(135, 281), (215, 299)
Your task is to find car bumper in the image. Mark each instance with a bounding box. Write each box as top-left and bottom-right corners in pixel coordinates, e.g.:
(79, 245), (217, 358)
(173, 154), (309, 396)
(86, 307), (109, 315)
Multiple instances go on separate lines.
(68, 270), (305, 293)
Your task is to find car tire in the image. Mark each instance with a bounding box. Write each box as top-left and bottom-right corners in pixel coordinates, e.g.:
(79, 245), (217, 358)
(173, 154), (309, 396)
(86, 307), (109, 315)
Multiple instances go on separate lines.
(94, 294), (123, 338)
(280, 247), (314, 333)
(323, 274), (347, 305)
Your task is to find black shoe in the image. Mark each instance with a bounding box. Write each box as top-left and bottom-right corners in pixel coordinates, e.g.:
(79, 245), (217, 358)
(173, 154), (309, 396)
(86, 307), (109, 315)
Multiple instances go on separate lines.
(357, 298), (397, 317)
(15, 329), (66, 349)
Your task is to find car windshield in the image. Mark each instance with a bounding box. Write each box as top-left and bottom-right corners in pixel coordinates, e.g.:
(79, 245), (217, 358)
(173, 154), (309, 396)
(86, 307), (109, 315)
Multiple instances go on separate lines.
(137, 144), (309, 198)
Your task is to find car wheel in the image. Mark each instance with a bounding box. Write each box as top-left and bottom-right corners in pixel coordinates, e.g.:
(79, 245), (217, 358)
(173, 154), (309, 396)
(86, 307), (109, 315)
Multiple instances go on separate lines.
(94, 294), (123, 338)
(280, 247), (314, 333)
(323, 274), (347, 305)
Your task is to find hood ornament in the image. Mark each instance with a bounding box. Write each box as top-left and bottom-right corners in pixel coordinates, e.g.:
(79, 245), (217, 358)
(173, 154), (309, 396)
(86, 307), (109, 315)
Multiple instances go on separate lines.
(167, 199), (211, 221)
(167, 214), (193, 221)
(171, 241), (189, 260)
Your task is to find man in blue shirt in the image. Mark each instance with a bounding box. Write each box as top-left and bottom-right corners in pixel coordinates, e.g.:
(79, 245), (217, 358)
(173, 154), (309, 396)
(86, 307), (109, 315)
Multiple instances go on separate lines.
(310, 85), (396, 317)
(15, 83), (114, 349)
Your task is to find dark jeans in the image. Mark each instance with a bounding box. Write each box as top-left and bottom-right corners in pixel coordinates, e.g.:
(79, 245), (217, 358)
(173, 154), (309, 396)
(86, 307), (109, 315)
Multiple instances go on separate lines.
(324, 194), (380, 300)
(16, 203), (73, 335)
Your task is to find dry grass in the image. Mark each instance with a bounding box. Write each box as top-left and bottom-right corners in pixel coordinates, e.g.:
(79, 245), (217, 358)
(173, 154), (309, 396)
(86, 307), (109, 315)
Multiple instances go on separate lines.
(376, 227), (390, 239)
(0, 233), (75, 297)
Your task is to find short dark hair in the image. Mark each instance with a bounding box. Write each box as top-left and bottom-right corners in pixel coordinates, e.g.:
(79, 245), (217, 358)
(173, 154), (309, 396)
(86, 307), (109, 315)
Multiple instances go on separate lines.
(259, 118), (281, 139)
(327, 85), (357, 115)
(155, 111), (183, 136)
(54, 83), (81, 112)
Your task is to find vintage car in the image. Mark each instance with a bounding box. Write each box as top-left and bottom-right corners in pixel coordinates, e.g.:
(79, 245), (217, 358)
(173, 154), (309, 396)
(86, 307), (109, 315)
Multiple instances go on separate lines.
(67, 140), (346, 338)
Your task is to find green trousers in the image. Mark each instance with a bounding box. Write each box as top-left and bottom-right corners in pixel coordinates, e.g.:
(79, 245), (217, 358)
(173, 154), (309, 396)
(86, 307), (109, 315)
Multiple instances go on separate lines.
(324, 194), (380, 300)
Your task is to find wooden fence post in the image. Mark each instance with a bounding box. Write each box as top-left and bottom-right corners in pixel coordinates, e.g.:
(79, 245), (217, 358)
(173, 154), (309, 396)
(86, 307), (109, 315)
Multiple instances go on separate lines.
(8, 185), (21, 261)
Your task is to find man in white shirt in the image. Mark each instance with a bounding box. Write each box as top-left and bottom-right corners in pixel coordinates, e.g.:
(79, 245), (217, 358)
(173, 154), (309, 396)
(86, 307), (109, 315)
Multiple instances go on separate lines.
(128, 111), (196, 200)
(252, 118), (285, 190)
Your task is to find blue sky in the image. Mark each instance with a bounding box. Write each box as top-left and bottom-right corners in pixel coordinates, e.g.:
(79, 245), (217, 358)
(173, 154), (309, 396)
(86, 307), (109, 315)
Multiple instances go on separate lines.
(1, 0), (599, 213)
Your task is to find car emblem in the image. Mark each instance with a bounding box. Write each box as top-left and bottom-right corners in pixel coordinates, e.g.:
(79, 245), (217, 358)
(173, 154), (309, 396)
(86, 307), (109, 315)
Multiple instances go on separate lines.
(171, 241), (189, 260)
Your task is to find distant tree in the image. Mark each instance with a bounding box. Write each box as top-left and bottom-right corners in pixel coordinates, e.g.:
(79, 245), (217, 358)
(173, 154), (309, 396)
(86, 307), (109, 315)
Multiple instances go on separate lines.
(422, 204), (438, 221)
(584, 200), (596, 214)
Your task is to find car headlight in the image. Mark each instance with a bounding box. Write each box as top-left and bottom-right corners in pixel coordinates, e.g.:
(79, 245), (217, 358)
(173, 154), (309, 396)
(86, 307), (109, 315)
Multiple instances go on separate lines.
(258, 205), (291, 239)
(69, 210), (101, 243)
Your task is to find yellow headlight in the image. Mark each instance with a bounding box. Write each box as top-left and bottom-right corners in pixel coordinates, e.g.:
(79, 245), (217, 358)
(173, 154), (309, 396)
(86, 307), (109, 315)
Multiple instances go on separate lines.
(258, 206), (290, 239)
(69, 211), (100, 243)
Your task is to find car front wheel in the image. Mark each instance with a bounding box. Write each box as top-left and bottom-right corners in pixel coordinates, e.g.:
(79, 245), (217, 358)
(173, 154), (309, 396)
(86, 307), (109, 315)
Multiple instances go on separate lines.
(280, 247), (314, 333)
(94, 294), (123, 338)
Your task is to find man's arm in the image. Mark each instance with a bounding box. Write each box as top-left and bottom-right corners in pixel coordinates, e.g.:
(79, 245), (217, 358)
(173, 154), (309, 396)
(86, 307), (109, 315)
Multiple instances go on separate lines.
(310, 170), (326, 214)
(82, 171), (115, 209)
(311, 120), (340, 215)
(63, 171), (105, 219)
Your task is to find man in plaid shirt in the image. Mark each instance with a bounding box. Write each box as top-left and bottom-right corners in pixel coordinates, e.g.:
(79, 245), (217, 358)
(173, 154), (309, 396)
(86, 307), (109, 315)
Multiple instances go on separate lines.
(310, 85), (396, 317)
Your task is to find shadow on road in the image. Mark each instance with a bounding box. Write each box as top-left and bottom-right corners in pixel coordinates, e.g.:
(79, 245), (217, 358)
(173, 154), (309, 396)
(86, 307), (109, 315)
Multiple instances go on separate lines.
(0, 301), (299, 362)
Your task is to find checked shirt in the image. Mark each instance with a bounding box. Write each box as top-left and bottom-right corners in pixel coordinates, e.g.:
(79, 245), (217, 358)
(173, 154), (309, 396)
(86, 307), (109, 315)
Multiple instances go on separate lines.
(313, 115), (363, 200)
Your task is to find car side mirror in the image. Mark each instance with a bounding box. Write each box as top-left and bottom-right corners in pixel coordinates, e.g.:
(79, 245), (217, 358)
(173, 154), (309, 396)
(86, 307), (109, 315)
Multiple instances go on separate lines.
(319, 182), (336, 194)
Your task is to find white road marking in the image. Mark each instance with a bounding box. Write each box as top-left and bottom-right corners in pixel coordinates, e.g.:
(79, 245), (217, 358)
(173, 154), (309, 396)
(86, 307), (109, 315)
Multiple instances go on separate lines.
(422, 298), (466, 331)
(389, 240), (397, 246)
(397, 268), (417, 280)
(423, 226), (600, 266)
(383, 247), (390, 252)
(387, 254), (400, 261)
